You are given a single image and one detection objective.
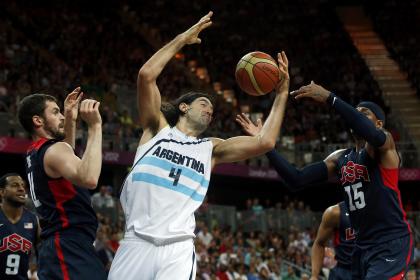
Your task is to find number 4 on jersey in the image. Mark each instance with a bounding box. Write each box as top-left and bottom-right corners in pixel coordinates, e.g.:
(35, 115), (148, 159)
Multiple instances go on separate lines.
(169, 168), (182, 186)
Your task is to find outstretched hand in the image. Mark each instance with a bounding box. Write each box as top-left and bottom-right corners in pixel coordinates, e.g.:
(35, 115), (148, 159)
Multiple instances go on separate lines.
(290, 81), (331, 103)
(275, 51), (290, 95)
(64, 87), (83, 121)
(235, 113), (262, 137)
(181, 11), (213, 45)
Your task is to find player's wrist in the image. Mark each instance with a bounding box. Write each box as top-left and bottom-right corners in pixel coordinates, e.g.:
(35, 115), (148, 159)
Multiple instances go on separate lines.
(326, 92), (337, 106)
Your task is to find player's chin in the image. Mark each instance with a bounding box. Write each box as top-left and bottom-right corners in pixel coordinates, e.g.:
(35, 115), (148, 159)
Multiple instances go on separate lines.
(12, 197), (27, 205)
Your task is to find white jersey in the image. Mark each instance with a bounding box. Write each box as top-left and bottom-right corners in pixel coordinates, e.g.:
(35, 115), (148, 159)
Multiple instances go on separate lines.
(120, 126), (213, 245)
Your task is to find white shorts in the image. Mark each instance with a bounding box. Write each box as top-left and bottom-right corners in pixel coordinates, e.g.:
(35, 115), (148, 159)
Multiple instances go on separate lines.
(108, 235), (196, 280)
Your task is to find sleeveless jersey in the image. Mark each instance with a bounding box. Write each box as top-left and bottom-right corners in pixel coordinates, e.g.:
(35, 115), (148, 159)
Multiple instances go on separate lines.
(120, 126), (213, 245)
(25, 138), (98, 241)
(336, 148), (410, 247)
(333, 202), (355, 267)
(0, 209), (38, 279)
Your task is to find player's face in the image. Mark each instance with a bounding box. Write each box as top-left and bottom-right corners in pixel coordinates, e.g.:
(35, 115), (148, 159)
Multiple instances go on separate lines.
(1, 176), (27, 206)
(42, 101), (66, 140)
(186, 97), (213, 132)
(356, 107), (383, 128)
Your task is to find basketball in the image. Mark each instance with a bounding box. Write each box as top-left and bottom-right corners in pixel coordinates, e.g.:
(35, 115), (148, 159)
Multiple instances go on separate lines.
(235, 51), (280, 96)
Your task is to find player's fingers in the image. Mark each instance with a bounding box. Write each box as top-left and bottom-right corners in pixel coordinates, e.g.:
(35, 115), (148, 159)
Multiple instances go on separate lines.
(200, 21), (212, 30)
(235, 115), (246, 125)
(76, 92), (84, 103)
(241, 113), (252, 123)
(290, 89), (305, 96)
(281, 51), (288, 66)
(277, 53), (283, 64)
(294, 92), (311, 100)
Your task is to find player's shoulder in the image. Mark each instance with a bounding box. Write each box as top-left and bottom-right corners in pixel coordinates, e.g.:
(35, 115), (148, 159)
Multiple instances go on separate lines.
(324, 148), (349, 166)
(43, 141), (74, 158)
(322, 204), (340, 226)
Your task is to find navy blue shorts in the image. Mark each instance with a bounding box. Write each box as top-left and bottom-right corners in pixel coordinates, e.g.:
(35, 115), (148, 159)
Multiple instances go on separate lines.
(38, 232), (107, 280)
(328, 264), (352, 280)
(351, 234), (413, 280)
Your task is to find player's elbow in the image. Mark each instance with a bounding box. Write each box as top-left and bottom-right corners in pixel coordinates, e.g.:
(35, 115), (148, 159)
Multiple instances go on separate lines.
(79, 176), (98, 190)
(259, 137), (276, 152)
(138, 66), (155, 82)
(86, 178), (99, 189)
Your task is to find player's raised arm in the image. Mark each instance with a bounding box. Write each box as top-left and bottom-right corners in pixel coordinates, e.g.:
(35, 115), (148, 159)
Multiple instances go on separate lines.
(63, 87), (83, 149)
(212, 52), (290, 165)
(44, 99), (102, 189)
(236, 113), (333, 189)
(291, 82), (389, 149)
(137, 12), (213, 133)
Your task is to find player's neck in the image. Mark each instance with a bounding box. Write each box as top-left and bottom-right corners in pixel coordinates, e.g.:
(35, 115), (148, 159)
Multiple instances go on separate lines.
(175, 121), (200, 137)
(1, 203), (23, 224)
(32, 129), (53, 141)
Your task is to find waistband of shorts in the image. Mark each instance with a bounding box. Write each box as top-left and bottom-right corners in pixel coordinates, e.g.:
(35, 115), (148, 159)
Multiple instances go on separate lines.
(124, 230), (193, 246)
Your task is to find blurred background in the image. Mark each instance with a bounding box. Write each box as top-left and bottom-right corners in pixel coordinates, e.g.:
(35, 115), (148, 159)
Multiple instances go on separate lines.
(1, 0), (419, 279)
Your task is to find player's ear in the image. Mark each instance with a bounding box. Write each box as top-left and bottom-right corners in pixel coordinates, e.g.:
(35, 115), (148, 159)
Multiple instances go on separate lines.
(376, 119), (384, 129)
(178, 103), (189, 114)
(32, 115), (44, 128)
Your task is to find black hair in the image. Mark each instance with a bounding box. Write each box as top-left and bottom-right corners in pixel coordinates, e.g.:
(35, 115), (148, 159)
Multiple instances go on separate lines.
(0, 173), (21, 189)
(18, 93), (58, 134)
(161, 91), (214, 127)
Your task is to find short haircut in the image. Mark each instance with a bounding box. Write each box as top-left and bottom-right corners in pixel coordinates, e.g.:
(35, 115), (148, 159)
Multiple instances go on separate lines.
(18, 93), (58, 134)
(0, 173), (21, 189)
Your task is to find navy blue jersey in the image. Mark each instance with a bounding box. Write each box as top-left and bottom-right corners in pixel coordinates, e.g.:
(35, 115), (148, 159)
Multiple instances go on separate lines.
(0, 209), (38, 280)
(333, 202), (355, 267)
(25, 138), (98, 241)
(336, 148), (410, 247)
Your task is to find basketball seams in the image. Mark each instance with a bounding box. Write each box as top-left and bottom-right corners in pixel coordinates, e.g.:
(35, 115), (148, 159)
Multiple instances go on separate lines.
(239, 57), (278, 93)
(236, 52), (279, 95)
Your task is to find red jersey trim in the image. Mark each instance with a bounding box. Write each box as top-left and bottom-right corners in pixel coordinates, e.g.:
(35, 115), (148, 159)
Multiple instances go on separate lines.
(27, 138), (49, 152)
(48, 179), (76, 228)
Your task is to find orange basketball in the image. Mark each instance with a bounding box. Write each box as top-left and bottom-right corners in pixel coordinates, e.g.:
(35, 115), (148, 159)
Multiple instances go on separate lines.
(235, 51), (280, 96)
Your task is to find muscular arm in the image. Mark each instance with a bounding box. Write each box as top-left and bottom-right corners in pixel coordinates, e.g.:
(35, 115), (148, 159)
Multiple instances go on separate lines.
(329, 95), (387, 148)
(311, 205), (340, 279)
(44, 123), (102, 189)
(212, 92), (288, 165)
(44, 100), (102, 189)
(266, 150), (328, 190)
(137, 12), (212, 140)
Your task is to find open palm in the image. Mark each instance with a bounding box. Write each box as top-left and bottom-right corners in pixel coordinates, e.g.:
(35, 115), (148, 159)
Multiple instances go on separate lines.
(235, 113), (262, 137)
(182, 11), (213, 45)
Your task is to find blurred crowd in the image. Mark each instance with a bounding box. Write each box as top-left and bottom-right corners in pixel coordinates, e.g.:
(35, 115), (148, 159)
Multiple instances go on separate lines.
(0, 0), (399, 155)
(365, 0), (420, 97)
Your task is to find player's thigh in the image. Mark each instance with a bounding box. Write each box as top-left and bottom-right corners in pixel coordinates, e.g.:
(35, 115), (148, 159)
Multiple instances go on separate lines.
(108, 239), (156, 280)
(156, 240), (196, 280)
(351, 248), (364, 280)
(365, 235), (413, 280)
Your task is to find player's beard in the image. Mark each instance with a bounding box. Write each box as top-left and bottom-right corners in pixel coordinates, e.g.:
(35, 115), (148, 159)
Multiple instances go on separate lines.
(44, 121), (65, 141)
(186, 111), (209, 135)
(5, 197), (26, 208)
